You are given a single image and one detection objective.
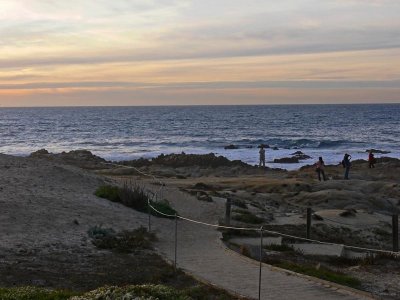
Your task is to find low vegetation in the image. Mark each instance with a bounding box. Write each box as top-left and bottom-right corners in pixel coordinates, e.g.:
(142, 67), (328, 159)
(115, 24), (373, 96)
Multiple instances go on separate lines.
(0, 286), (77, 300)
(271, 260), (361, 288)
(95, 183), (177, 218)
(0, 284), (242, 300)
(71, 284), (190, 300)
(88, 226), (156, 253)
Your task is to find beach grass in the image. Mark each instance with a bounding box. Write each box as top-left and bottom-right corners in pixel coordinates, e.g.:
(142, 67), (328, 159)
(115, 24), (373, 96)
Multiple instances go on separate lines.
(94, 184), (177, 218)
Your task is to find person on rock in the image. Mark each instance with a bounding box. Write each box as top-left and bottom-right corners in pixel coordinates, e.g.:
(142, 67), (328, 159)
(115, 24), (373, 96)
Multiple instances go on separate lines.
(315, 156), (327, 181)
(342, 153), (352, 179)
(259, 145), (266, 168)
(368, 150), (376, 168)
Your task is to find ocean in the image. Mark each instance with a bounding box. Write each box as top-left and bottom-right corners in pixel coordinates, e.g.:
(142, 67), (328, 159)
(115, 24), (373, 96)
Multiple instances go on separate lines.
(0, 104), (399, 170)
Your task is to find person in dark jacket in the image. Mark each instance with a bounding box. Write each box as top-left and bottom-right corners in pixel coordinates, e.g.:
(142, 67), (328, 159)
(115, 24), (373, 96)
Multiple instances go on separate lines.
(342, 153), (351, 179)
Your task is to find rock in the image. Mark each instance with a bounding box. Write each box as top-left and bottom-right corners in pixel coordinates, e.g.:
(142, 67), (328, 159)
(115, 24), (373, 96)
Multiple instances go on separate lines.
(339, 209), (357, 217)
(224, 144), (239, 150)
(290, 151), (312, 160)
(257, 144), (270, 148)
(126, 153), (251, 169)
(291, 151), (304, 156)
(274, 157), (299, 163)
(312, 213), (324, 221)
(30, 149), (50, 156)
(29, 149), (106, 169)
(366, 149), (391, 154)
(272, 146), (279, 150)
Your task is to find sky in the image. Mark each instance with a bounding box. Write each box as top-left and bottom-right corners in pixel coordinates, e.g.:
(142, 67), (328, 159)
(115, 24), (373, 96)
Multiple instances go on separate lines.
(0, 0), (399, 106)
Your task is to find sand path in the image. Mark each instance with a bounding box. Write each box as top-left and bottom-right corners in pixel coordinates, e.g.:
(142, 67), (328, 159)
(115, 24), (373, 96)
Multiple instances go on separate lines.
(144, 182), (374, 300)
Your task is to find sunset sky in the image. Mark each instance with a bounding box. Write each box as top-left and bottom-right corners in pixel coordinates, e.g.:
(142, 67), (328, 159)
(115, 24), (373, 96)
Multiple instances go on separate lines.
(0, 0), (399, 106)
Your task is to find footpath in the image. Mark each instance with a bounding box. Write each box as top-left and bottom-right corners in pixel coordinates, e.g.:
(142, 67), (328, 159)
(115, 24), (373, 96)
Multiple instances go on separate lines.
(146, 184), (374, 300)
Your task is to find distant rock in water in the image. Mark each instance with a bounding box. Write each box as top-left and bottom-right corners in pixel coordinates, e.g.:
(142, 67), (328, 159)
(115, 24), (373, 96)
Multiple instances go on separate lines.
(121, 153), (251, 169)
(257, 144), (270, 148)
(290, 151), (304, 156)
(224, 144), (239, 150)
(274, 151), (311, 164)
(274, 157), (299, 163)
(366, 149), (391, 154)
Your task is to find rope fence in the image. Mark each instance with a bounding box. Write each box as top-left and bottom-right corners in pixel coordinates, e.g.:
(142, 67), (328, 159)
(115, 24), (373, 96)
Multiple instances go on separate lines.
(102, 161), (400, 255)
(103, 162), (400, 299)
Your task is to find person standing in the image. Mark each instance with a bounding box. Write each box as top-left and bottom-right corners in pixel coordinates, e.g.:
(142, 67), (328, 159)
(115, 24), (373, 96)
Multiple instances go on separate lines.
(259, 145), (266, 168)
(368, 150), (375, 168)
(315, 157), (327, 181)
(342, 153), (352, 179)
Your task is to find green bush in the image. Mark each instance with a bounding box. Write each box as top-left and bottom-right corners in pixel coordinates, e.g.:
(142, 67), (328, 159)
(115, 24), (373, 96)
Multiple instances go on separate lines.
(94, 185), (120, 202)
(150, 200), (177, 218)
(0, 286), (77, 300)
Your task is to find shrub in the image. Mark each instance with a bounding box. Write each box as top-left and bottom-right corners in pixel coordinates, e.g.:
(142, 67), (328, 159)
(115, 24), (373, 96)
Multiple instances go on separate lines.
(94, 185), (120, 202)
(87, 225), (115, 239)
(94, 183), (177, 218)
(88, 226), (156, 253)
(150, 200), (177, 218)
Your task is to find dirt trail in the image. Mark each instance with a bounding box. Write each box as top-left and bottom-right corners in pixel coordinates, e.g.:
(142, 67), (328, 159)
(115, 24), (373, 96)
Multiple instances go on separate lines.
(144, 183), (373, 300)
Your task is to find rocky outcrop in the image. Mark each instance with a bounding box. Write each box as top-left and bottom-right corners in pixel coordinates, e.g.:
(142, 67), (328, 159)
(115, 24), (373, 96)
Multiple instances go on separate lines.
(30, 149), (106, 169)
(121, 153), (252, 169)
(366, 149), (391, 154)
(224, 144), (239, 150)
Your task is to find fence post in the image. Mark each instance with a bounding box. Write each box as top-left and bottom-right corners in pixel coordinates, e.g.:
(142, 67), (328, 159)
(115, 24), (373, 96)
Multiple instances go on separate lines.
(258, 226), (263, 300)
(306, 207), (312, 239)
(225, 198), (231, 226)
(393, 214), (399, 252)
(174, 213), (178, 272)
(148, 201), (151, 232)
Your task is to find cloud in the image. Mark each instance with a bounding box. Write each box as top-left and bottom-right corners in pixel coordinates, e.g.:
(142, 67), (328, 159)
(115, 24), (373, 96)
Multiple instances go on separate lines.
(1, 80), (399, 91)
(0, 1), (399, 105)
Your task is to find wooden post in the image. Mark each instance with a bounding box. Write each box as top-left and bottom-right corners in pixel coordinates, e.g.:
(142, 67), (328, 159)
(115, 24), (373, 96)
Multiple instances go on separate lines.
(148, 202), (151, 232)
(174, 213), (178, 271)
(258, 226), (263, 300)
(225, 198), (231, 226)
(393, 214), (399, 252)
(306, 207), (312, 239)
